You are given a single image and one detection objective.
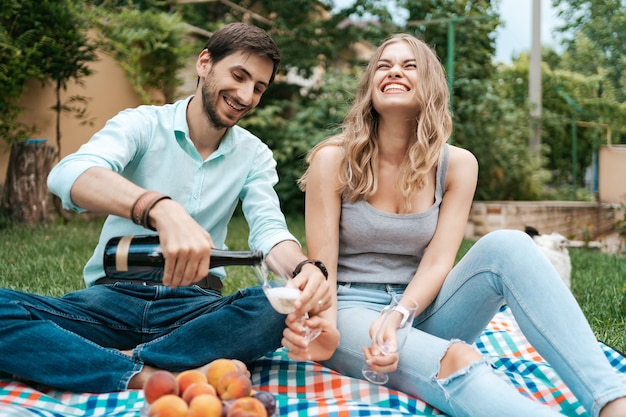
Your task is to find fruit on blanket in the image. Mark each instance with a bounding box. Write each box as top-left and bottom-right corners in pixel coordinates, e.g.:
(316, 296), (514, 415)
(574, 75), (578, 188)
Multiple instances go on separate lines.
(231, 359), (250, 377)
(148, 394), (189, 417)
(141, 359), (276, 417)
(252, 391), (276, 417)
(206, 359), (240, 389)
(177, 370), (209, 396)
(182, 382), (217, 404)
(144, 370), (180, 404)
(217, 371), (252, 400)
(188, 393), (223, 417)
(221, 399), (233, 416)
(226, 396), (267, 417)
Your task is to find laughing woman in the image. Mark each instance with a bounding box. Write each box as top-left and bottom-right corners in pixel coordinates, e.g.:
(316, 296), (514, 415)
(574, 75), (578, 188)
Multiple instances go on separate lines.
(288, 34), (626, 417)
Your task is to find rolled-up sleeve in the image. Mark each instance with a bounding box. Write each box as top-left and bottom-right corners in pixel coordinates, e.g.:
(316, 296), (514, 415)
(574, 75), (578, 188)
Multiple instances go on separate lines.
(47, 109), (150, 212)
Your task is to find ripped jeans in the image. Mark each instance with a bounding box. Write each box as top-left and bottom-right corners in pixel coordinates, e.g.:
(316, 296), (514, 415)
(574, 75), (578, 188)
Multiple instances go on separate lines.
(322, 230), (626, 417)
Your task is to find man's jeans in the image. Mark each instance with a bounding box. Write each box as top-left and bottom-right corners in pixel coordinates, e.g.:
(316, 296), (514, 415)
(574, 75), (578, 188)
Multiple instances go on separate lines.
(0, 284), (284, 392)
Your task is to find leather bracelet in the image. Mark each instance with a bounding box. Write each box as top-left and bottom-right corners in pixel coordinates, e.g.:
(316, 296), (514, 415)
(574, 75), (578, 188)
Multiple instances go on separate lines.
(141, 194), (171, 231)
(131, 191), (156, 226)
(130, 191), (170, 231)
(292, 259), (328, 279)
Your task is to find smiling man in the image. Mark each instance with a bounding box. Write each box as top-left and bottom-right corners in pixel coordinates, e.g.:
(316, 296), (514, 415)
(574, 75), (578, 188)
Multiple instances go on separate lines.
(0, 22), (333, 393)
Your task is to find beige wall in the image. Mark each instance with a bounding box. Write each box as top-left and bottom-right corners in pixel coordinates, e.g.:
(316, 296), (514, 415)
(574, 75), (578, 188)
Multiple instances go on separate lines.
(0, 50), (144, 184)
(0, 45), (201, 186)
(598, 145), (626, 204)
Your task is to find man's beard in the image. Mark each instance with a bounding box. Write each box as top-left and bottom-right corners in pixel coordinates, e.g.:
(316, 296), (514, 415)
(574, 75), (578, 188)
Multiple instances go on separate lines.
(200, 77), (234, 130)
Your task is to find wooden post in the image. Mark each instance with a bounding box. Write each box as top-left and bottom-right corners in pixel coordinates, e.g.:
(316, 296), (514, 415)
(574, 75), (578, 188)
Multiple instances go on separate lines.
(1, 140), (57, 225)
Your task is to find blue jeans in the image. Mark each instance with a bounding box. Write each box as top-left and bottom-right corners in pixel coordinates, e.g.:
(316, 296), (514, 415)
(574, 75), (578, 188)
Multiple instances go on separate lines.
(0, 284), (284, 392)
(323, 230), (626, 417)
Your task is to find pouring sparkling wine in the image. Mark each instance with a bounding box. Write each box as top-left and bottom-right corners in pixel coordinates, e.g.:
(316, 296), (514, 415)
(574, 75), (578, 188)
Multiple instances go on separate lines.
(253, 261), (321, 342)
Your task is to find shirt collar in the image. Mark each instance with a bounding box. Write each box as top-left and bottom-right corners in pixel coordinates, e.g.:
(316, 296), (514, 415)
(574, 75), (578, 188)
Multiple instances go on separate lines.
(173, 95), (237, 160)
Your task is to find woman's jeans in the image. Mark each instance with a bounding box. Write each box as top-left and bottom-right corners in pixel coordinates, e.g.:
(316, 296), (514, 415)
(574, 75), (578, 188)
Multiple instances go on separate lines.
(323, 230), (626, 417)
(0, 284), (284, 392)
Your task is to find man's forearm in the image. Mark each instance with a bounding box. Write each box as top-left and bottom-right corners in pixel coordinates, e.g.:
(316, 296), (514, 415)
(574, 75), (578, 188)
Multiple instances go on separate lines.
(70, 167), (145, 218)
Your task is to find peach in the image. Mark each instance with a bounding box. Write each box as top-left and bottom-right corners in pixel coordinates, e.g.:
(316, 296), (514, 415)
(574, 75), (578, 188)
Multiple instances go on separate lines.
(188, 393), (223, 417)
(205, 358), (240, 389)
(176, 369), (208, 395)
(227, 396), (267, 417)
(148, 394), (188, 417)
(217, 371), (252, 400)
(144, 370), (179, 404)
(182, 382), (217, 404)
(231, 359), (250, 377)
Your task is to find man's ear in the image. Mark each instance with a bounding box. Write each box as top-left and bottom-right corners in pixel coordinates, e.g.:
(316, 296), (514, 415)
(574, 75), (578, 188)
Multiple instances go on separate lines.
(196, 49), (212, 78)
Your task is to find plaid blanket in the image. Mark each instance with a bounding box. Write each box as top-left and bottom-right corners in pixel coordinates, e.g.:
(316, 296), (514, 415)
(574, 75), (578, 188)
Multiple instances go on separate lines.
(1, 306), (625, 417)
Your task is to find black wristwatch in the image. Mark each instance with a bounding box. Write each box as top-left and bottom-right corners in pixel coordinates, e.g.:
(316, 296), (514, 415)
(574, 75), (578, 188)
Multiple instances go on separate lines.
(292, 259), (329, 279)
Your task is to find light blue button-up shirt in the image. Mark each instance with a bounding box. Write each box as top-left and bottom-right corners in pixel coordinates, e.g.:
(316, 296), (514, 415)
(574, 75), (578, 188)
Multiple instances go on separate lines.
(48, 96), (297, 286)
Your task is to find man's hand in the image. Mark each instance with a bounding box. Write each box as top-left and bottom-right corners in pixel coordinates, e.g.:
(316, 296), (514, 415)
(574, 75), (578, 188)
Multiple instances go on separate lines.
(69, 168), (214, 288)
(290, 262), (331, 314)
(149, 198), (214, 287)
(265, 241), (331, 314)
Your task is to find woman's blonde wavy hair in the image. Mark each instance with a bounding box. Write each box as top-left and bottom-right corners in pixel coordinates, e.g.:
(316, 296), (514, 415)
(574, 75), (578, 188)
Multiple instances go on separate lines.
(298, 34), (452, 213)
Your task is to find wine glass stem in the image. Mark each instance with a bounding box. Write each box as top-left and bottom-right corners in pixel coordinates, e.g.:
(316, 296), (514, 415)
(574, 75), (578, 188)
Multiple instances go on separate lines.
(301, 313), (321, 342)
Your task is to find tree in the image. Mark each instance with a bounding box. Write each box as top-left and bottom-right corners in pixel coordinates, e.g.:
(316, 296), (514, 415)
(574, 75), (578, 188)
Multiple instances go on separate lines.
(92, 6), (198, 104)
(36, 0), (99, 159)
(497, 48), (625, 194)
(1, 0), (98, 224)
(553, 0), (626, 103)
(1, 0), (98, 158)
(0, 0), (44, 146)
(240, 68), (358, 213)
(401, 0), (546, 200)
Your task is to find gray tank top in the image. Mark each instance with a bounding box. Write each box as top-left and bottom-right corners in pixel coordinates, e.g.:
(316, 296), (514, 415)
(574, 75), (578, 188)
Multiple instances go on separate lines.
(337, 144), (449, 284)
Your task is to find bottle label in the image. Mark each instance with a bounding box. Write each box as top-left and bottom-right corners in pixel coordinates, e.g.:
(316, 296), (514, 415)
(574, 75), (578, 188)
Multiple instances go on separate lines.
(115, 235), (133, 272)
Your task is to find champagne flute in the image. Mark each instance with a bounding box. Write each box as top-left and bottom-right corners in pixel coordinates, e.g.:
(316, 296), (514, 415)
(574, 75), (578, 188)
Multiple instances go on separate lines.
(253, 261), (321, 342)
(361, 294), (418, 385)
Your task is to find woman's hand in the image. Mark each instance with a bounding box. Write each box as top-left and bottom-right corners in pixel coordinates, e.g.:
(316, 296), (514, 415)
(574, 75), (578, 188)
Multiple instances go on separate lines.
(363, 314), (401, 373)
(363, 345), (400, 374)
(282, 312), (339, 362)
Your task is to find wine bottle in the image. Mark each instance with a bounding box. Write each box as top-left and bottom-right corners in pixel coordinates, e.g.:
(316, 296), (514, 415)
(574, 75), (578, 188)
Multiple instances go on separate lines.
(103, 235), (264, 281)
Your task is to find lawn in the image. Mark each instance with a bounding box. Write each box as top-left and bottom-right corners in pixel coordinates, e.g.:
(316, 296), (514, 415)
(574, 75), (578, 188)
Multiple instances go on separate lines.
(0, 213), (624, 353)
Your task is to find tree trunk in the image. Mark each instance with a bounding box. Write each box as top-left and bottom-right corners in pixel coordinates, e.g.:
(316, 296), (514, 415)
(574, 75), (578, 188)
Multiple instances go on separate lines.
(1, 141), (57, 225)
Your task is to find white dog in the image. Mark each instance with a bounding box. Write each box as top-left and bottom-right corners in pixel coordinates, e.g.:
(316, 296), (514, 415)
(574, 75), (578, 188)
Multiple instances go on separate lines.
(525, 226), (572, 289)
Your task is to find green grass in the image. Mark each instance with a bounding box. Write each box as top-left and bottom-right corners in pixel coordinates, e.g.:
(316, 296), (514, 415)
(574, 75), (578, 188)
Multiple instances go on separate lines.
(0, 214), (624, 352)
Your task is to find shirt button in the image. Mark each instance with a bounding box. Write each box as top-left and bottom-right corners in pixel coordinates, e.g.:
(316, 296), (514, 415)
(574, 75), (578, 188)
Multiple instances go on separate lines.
(193, 194), (199, 199)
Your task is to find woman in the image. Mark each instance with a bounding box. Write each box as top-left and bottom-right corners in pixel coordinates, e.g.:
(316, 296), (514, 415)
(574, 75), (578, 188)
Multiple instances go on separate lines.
(286, 34), (626, 417)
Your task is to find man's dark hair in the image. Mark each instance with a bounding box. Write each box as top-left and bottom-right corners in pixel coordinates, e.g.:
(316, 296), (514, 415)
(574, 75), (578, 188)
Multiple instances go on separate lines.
(203, 22), (281, 84)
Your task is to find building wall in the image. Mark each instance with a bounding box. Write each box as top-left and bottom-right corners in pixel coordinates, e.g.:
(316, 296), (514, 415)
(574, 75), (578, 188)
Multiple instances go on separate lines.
(598, 145), (626, 204)
(466, 201), (618, 240)
(0, 49), (145, 184)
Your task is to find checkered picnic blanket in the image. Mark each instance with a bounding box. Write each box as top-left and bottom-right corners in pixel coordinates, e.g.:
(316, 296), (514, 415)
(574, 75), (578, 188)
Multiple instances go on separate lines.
(1, 306), (625, 416)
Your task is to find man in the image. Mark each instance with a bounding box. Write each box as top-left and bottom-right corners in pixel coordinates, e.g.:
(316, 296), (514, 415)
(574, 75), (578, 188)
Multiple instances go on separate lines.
(0, 23), (332, 393)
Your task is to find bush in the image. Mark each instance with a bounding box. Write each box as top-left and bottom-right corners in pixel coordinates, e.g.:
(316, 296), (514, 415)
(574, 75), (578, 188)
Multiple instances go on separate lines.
(91, 7), (199, 104)
(240, 69), (357, 213)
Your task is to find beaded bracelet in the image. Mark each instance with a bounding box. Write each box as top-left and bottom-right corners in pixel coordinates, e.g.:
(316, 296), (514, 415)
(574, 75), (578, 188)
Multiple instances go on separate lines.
(130, 191), (171, 231)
